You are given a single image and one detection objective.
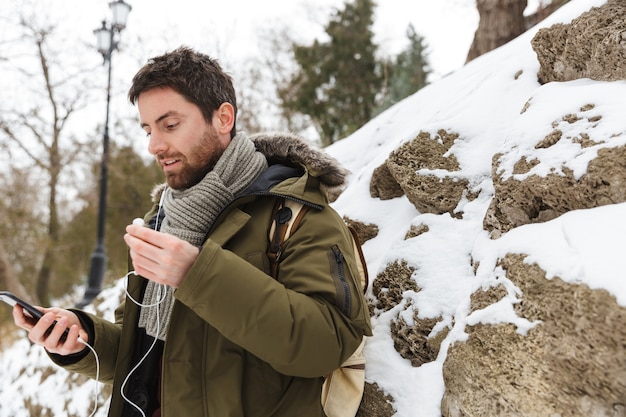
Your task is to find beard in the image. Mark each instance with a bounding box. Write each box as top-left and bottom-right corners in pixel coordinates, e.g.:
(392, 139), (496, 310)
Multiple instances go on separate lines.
(160, 126), (227, 190)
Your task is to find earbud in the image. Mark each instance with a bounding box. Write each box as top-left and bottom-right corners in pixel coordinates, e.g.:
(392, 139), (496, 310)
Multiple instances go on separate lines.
(132, 218), (145, 226)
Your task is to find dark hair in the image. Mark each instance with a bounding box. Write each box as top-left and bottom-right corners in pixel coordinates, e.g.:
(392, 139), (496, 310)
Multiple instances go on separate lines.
(128, 46), (237, 138)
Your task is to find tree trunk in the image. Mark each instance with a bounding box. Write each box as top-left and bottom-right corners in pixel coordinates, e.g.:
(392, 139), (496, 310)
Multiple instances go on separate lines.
(525, 0), (571, 28)
(36, 166), (60, 307)
(466, 0), (528, 63)
(0, 241), (32, 303)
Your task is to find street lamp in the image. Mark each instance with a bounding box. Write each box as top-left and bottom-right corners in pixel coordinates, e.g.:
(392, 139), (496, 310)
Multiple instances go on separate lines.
(78, 0), (132, 308)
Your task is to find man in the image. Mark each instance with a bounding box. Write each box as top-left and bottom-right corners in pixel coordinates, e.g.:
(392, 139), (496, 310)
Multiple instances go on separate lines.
(13, 46), (371, 416)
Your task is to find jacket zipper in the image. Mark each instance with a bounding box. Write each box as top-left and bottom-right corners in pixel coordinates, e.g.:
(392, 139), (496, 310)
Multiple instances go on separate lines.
(331, 245), (351, 316)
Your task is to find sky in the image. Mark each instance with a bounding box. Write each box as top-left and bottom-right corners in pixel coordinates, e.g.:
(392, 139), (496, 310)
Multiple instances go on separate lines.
(83, 0), (482, 79)
(1, 0), (623, 416)
(4, 0), (481, 78)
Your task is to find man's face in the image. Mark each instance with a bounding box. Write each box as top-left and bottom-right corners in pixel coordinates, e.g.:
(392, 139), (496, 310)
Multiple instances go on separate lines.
(137, 87), (229, 190)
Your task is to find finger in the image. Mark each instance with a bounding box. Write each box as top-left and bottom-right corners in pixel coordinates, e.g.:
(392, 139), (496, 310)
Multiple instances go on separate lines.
(75, 324), (89, 344)
(12, 304), (35, 329)
(125, 233), (165, 266)
(126, 225), (167, 249)
(132, 263), (160, 283)
(28, 312), (57, 344)
(128, 245), (161, 277)
(43, 316), (69, 346)
(127, 237), (160, 262)
(49, 319), (74, 352)
(47, 325), (85, 356)
(126, 238), (163, 278)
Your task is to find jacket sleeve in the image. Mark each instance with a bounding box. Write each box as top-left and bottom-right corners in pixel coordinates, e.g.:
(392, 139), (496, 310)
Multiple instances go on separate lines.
(174, 204), (371, 378)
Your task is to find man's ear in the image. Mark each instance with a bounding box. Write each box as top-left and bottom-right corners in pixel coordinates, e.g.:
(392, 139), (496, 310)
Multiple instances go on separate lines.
(214, 103), (235, 135)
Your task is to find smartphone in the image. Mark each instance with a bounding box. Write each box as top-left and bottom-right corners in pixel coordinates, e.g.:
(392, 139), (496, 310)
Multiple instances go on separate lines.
(0, 291), (69, 342)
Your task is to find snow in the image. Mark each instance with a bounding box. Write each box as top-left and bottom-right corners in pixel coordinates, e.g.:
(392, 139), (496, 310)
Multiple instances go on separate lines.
(328, 0), (623, 415)
(1, 0), (624, 416)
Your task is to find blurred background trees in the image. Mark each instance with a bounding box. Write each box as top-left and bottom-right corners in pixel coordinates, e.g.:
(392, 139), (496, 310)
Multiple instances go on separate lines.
(277, 0), (432, 146)
(374, 24), (430, 117)
(279, 0), (383, 146)
(0, 2), (161, 310)
(54, 145), (162, 298)
(0, 0), (568, 312)
(0, 12), (97, 306)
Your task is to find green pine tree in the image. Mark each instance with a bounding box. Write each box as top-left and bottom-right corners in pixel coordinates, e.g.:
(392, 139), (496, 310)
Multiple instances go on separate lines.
(279, 0), (382, 146)
(375, 24), (431, 116)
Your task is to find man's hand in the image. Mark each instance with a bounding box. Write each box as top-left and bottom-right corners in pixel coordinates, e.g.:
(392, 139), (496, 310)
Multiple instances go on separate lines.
(124, 224), (200, 288)
(13, 306), (88, 355)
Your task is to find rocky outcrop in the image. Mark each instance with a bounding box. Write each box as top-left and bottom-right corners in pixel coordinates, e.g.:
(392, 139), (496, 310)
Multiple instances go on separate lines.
(484, 105), (626, 237)
(441, 254), (626, 417)
(392, 312), (447, 368)
(484, 1), (626, 237)
(369, 163), (405, 201)
(356, 383), (395, 417)
(372, 130), (471, 216)
(360, 1), (626, 416)
(371, 260), (418, 313)
(343, 217), (379, 245)
(531, 0), (626, 84)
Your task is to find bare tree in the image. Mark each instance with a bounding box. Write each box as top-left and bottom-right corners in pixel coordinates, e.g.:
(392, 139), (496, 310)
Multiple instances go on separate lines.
(0, 11), (98, 305)
(230, 25), (316, 140)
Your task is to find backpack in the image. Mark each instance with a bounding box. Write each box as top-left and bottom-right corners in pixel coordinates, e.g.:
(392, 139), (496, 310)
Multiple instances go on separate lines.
(267, 197), (368, 417)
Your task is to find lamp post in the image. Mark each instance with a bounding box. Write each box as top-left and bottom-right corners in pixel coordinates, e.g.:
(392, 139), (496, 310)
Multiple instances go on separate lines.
(78, 0), (132, 308)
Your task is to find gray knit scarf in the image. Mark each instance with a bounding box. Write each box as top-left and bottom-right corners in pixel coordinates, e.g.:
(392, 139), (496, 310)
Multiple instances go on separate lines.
(138, 134), (268, 340)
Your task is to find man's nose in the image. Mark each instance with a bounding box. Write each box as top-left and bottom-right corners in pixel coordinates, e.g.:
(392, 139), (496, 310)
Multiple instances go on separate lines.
(147, 131), (166, 156)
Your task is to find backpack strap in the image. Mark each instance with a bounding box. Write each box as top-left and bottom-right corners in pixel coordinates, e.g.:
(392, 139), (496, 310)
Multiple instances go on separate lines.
(267, 197), (309, 278)
(267, 197), (369, 295)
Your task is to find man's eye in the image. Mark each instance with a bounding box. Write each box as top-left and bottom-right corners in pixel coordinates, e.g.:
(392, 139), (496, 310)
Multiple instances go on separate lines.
(166, 123), (178, 130)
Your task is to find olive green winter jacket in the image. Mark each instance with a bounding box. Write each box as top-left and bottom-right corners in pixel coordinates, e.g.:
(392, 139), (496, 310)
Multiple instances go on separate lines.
(53, 133), (372, 417)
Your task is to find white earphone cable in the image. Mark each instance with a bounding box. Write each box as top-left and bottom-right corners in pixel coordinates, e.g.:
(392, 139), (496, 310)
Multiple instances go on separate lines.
(120, 282), (164, 417)
(79, 187), (169, 417)
(77, 336), (100, 417)
(119, 187), (169, 416)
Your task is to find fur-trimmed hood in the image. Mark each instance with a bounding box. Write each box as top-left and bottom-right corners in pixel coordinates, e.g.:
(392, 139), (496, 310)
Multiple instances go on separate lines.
(249, 132), (349, 189)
